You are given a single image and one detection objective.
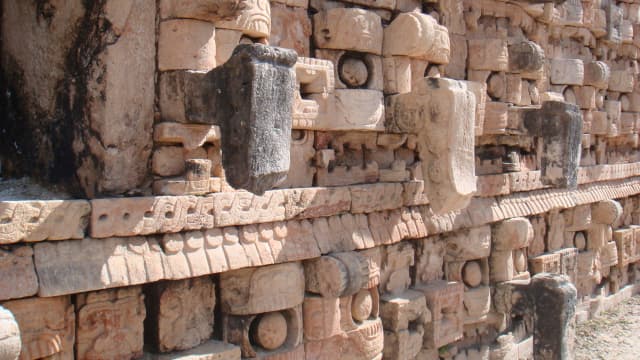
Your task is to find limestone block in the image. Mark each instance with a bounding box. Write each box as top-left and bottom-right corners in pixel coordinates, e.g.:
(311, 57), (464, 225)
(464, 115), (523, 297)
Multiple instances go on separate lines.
(550, 59), (584, 85)
(383, 12), (450, 64)
(415, 237), (445, 284)
(220, 262), (304, 315)
(153, 147), (186, 177)
(509, 41), (545, 73)
(154, 123), (220, 150)
(554, 247), (579, 284)
(468, 39), (508, 71)
(350, 183), (403, 214)
(2, 296), (74, 360)
(304, 252), (369, 298)
(483, 101), (509, 135)
(443, 226), (491, 261)
(90, 196), (215, 238)
(0, 246), (38, 301)
(601, 241), (619, 268)
(530, 273), (577, 360)
(383, 329), (423, 360)
(316, 162), (379, 187)
(302, 296), (341, 341)
(215, 29), (243, 65)
(341, 0), (394, 10)
(146, 277), (216, 352)
(583, 61), (610, 89)
(379, 289), (430, 332)
(215, 0), (271, 38)
(212, 190), (285, 227)
(205, 44), (297, 194)
(386, 77), (477, 213)
(493, 218), (533, 251)
(574, 86), (596, 110)
(313, 8), (383, 54)
(523, 101), (583, 188)
(34, 237), (165, 297)
(0, 306), (20, 360)
(269, 3), (311, 56)
(605, 2), (624, 43)
(445, 34), (467, 80)
(158, 71), (213, 124)
(613, 228), (635, 270)
(380, 242), (414, 295)
(463, 286), (491, 324)
(144, 340), (241, 360)
(306, 89), (385, 131)
(222, 305), (303, 358)
(609, 69), (635, 93)
(159, 0), (245, 22)
(315, 49), (383, 91)
(0, 200), (89, 244)
(529, 253), (561, 275)
(591, 199), (623, 225)
(158, 20), (216, 71)
(304, 318), (383, 360)
(277, 130), (315, 188)
(415, 281), (464, 348)
(282, 187), (351, 219)
(76, 288), (146, 360)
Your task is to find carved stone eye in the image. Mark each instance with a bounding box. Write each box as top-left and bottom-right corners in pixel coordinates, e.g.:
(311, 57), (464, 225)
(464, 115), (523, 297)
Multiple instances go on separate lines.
(462, 260), (482, 288)
(351, 289), (373, 322)
(339, 54), (369, 88)
(251, 312), (288, 350)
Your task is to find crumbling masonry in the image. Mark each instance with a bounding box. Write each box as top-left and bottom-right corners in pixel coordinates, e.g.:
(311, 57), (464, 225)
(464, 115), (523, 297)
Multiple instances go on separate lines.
(1, 0), (640, 359)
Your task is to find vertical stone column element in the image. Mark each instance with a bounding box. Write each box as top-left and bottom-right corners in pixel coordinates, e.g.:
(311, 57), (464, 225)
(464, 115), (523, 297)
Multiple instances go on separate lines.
(523, 101), (583, 189)
(0, 306), (20, 360)
(202, 44), (297, 194)
(529, 273), (577, 360)
(386, 77), (477, 214)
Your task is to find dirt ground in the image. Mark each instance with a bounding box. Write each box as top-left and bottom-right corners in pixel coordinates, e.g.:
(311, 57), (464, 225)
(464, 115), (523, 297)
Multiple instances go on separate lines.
(575, 295), (640, 360)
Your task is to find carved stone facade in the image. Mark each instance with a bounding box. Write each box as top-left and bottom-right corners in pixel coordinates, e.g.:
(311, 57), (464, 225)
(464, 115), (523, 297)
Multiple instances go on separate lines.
(2, 0), (640, 359)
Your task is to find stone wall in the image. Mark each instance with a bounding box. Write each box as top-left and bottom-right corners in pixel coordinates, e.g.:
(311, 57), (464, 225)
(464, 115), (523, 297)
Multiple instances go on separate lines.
(2, 0), (640, 359)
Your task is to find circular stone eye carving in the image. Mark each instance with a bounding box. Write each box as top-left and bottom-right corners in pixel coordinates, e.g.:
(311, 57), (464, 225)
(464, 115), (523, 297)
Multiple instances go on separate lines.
(513, 249), (527, 273)
(351, 289), (373, 322)
(252, 312), (288, 351)
(462, 260), (483, 288)
(338, 53), (369, 88)
(574, 232), (587, 251)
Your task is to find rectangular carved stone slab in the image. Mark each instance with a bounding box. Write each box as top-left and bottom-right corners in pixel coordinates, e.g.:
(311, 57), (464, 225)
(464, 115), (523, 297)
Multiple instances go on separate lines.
(0, 200), (90, 244)
(220, 262), (305, 315)
(143, 340), (241, 359)
(91, 196), (214, 238)
(304, 318), (384, 360)
(76, 287), (146, 360)
(0, 246), (38, 301)
(2, 296), (75, 360)
(415, 280), (464, 349)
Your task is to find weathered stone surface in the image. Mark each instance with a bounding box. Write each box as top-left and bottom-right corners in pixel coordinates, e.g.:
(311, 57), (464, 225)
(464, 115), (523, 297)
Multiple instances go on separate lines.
(0, 306), (20, 360)
(220, 262), (304, 315)
(530, 273), (577, 360)
(415, 280), (464, 348)
(76, 287), (146, 360)
(509, 41), (545, 73)
(146, 277), (216, 353)
(313, 8), (383, 54)
(204, 44), (297, 194)
(0, 200), (89, 244)
(144, 340), (241, 360)
(386, 77), (477, 213)
(524, 101), (583, 189)
(383, 12), (450, 64)
(0, 246), (38, 301)
(269, 3), (311, 56)
(2, 296), (75, 360)
(303, 295), (341, 341)
(468, 38), (508, 71)
(159, 0), (244, 22)
(304, 252), (369, 298)
(550, 59), (584, 86)
(306, 89), (385, 131)
(304, 318), (383, 360)
(158, 20), (216, 71)
(215, 0), (271, 38)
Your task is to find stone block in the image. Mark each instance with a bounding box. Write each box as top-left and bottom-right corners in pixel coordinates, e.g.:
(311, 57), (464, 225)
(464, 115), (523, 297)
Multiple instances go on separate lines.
(154, 123), (220, 150)
(493, 217), (533, 251)
(383, 56), (411, 95)
(315, 49), (383, 91)
(0, 200), (89, 244)
(2, 296), (74, 360)
(304, 318), (383, 360)
(0, 246), (38, 301)
(386, 77), (477, 214)
(146, 277), (216, 353)
(591, 199), (623, 225)
(383, 329), (423, 360)
(379, 289), (430, 332)
(463, 286), (491, 324)
(583, 61), (610, 89)
(523, 101), (583, 189)
(76, 287), (146, 360)
(212, 190), (286, 227)
(159, 0), (245, 22)
(416, 281), (464, 348)
(350, 183), (403, 214)
(220, 262), (304, 315)
(158, 20), (216, 71)
(277, 130), (315, 188)
(269, 3), (311, 56)
(313, 8), (383, 54)
(380, 242), (414, 295)
(215, 0), (271, 38)
(529, 253), (562, 275)
(415, 237), (446, 284)
(302, 295), (341, 341)
(383, 12), (450, 64)
(0, 306), (20, 360)
(304, 252), (369, 298)
(306, 89), (385, 131)
(215, 29), (243, 65)
(222, 305), (303, 358)
(554, 247), (579, 284)
(609, 69), (635, 93)
(443, 226), (491, 261)
(509, 41), (545, 73)
(550, 59), (584, 86)
(468, 39), (508, 71)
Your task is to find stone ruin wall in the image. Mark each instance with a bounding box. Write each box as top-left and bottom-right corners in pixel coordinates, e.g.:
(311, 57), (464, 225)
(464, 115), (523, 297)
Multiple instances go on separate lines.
(2, 0), (640, 359)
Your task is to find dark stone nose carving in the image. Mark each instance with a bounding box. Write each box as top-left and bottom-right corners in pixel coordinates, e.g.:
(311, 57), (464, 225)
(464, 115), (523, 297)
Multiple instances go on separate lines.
(202, 44), (298, 194)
